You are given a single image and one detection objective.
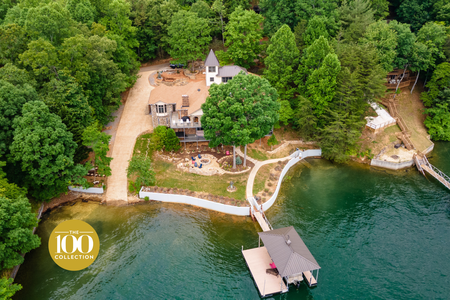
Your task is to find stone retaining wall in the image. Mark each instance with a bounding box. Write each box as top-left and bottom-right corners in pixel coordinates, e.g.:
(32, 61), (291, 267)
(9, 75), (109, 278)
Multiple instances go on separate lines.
(68, 186), (104, 194)
(370, 159), (414, 170)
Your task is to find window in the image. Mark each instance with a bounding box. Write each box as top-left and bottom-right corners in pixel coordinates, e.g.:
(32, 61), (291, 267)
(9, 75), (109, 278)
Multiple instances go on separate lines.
(210, 77), (214, 82)
(157, 104), (166, 113)
(208, 66), (216, 72)
(222, 77), (232, 83)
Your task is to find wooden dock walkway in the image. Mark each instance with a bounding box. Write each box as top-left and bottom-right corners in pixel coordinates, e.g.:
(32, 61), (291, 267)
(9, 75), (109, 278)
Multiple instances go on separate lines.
(415, 154), (450, 190)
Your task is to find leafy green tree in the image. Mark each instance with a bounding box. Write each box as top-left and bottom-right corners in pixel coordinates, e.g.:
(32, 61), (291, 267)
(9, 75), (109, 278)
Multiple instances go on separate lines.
(165, 128), (181, 152)
(295, 0), (340, 36)
(295, 96), (318, 139)
(127, 155), (155, 188)
(42, 73), (94, 162)
(267, 134), (279, 150)
(416, 22), (447, 67)
(397, 0), (432, 31)
(191, 0), (214, 19)
(0, 160), (27, 200)
(82, 122), (112, 179)
(264, 24), (299, 124)
(0, 195), (41, 269)
(0, 277), (22, 300)
(0, 63), (36, 88)
(303, 15), (329, 46)
(0, 80), (40, 157)
(3, 5), (30, 27)
(167, 10), (211, 70)
(422, 62), (450, 106)
(201, 73), (279, 168)
(19, 38), (60, 82)
(212, 0), (227, 45)
(370, 0), (390, 20)
(339, 0), (375, 42)
(224, 0), (249, 13)
(152, 126), (168, 151)
(360, 20), (398, 72)
(424, 103), (450, 141)
(388, 20), (415, 69)
(10, 101), (87, 200)
(67, 0), (96, 25)
(293, 19), (308, 53)
(25, 2), (73, 44)
(259, 0), (298, 35)
(305, 53), (341, 117)
(224, 6), (263, 68)
(0, 24), (29, 65)
(409, 41), (433, 93)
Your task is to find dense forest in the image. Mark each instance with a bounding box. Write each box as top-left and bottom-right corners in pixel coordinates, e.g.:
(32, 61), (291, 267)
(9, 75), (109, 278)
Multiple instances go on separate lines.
(1, 0), (450, 296)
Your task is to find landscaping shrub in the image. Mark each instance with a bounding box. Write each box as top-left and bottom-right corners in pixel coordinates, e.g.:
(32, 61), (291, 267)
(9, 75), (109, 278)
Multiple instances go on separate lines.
(144, 196), (149, 201)
(127, 156), (156, 188)
(236, 156), (242, 165)
(152, 126), (168, 150)
(165, 128), (181, 151)
(267, 134), (279, 149)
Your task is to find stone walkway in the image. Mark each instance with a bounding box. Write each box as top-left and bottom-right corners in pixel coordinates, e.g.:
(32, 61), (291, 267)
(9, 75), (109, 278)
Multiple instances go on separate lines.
(235, 147), (259, 165)
(106, 63), (169, 203)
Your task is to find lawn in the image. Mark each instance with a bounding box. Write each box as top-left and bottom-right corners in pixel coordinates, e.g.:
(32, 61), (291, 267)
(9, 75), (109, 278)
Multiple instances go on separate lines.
(153, 160), (249, 202)
(253, 164), (276, 195)
(133, 133), (153, 158)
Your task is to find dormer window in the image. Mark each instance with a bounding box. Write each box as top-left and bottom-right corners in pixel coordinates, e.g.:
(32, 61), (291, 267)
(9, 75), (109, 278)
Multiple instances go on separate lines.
(157, 104), (167, 113)
(208, 66), (216, 72)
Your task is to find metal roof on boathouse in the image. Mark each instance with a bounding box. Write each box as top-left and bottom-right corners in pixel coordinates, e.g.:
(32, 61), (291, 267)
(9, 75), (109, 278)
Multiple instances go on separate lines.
(258, 226), (320, 277)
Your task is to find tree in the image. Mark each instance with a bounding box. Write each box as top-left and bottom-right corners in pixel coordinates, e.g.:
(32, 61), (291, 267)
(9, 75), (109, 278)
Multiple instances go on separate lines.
(295, 96), (318, 139)
(303, 15), (329, 46)
(397, 0), (432, 31)
(10, 101), (87, 200)
(0, 195), (41, 269)
(41, 73), (94, 162)
(305, 53), (341, 117)
(259, 0), (298, 35)
(25, 2), (73, 44)
(212, 0), (227, 45)
(416, 22), (447, 67)
(67, 0), (96, 25)
(370, 0), (390, 20)
(264, 25), (299, 124)
(424, 103), (450, 141)
(421, 62), (450, 107)
(0, 24), (29, 65)
(19, 38), (60, 82)
(388, 21), (415, 69)
(267, 134), (279, 150)
(152, 126), (168, 151)
(127, 155), (155, 189)
(0, 80), (40, 157)
(166, 10), (211, 70)
(293, 19), (308, 53)
(360, 20), (398, 72)
(191, 0), (214, 19)
(224, 6), (263, 68)
(165, 128), (181, 152)
(82, 122), (112, 179)
(0, 278), (22, 300)
(0, 63), (36, 87)
(339, 0), (375, 42)
(410, 41), (433, 93)
(201, 73), (279, 168)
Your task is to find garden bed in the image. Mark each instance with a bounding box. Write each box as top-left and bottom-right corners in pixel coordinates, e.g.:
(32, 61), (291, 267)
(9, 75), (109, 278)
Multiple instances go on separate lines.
(219, 155), (254, 172)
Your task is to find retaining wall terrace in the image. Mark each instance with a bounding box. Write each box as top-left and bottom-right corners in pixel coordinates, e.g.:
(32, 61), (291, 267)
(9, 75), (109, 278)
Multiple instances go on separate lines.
(370, 159), (414, 170)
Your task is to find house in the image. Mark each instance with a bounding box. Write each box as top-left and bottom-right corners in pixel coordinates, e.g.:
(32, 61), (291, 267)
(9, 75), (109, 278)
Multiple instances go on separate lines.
(205, 49), (248, 86)
(148, 50), (249, 143)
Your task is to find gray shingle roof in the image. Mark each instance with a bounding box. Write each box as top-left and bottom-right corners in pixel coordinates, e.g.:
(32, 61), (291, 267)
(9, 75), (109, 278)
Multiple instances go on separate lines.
(205, 49), (220, 66)
(218, 65), (247, 77)
(258, 226), (320, 277)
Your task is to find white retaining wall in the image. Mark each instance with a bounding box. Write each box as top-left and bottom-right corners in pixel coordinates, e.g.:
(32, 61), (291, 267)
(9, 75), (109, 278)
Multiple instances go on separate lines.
(68, 186), (104, 194)
(370, 159), (414, 170)
(262, 149), (322, 212)
(138, 190), (251, 216)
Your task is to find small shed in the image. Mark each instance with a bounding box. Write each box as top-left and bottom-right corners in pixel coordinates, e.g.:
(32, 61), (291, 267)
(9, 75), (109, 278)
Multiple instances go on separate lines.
(258, 226), (320, 287)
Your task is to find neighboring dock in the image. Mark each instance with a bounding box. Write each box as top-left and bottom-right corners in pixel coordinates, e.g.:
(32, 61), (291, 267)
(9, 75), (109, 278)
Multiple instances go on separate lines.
(415, 154), (450, 190)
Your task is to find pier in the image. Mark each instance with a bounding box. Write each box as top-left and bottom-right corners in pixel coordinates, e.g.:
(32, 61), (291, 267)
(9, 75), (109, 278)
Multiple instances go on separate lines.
(415, 154), (450, 190)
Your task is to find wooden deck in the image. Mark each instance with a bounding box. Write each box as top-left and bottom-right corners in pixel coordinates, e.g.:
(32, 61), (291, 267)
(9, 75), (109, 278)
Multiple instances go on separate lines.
(303, 271), (317, 287)
(242, 247), (288, 297)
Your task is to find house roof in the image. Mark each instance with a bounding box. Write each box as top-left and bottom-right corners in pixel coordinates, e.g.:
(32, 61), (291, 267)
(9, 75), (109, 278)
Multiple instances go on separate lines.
(218, 65), (247, 77)
(148, 80), (209, 115)
(205, 49), (220, 67)
(258, 226), (320, 277)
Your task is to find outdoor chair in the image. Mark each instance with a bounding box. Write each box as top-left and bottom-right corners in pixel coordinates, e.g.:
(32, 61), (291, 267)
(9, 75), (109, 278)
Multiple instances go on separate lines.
(198, 154), (202, 159)
(191, 156), (196, 161)
(199, 164), (202, 169)
(194, 162), (198, 167)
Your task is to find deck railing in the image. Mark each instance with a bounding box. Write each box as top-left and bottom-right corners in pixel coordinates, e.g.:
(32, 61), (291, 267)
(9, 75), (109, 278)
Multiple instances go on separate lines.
(170, 121), (201, 129)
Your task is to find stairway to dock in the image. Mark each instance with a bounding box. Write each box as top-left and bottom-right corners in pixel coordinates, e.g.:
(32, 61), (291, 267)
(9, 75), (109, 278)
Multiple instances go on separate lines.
(415, 154), (450, 190)
(249, 197), (273, 232)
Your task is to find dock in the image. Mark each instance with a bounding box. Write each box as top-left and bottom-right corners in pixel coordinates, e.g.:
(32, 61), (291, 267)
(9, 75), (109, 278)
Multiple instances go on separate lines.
(242, 247), (288, 297)
(415, 154), (450, 190)
(249, 198), (273, 232)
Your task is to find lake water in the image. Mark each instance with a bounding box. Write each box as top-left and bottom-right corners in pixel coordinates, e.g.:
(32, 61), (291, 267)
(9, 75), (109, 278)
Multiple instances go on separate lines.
(14, 143), (450, 299)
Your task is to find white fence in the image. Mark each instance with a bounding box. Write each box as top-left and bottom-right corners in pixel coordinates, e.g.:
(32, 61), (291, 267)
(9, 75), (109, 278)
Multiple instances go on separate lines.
(262, 149), (322, 212)
(370, 159), (414, 170)
(138, 190), (251, 216)
(68, 186), (104, 194)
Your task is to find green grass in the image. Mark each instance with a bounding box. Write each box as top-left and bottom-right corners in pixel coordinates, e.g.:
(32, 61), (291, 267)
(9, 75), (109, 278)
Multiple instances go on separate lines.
(244, 147), (269, 161)
(384, 125), (401, 135)
(153, 160), (248, 202)
(133, 133), (153, 157)
(253, 164), (275, 195)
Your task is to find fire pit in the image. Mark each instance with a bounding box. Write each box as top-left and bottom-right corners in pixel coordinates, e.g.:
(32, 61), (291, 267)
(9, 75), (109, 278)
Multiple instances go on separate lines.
(200, 158), (211, 165)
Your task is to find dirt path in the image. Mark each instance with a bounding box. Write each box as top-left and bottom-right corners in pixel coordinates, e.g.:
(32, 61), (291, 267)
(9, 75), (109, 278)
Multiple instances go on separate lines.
(106, 64), (169, 203)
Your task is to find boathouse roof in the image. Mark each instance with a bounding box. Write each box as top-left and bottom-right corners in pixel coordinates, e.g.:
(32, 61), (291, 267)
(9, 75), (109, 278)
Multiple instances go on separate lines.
(258, 226), (320, 277)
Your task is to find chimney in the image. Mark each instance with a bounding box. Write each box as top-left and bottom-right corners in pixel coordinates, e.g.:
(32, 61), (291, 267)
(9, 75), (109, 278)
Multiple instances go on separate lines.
(182, 95), (189, 107)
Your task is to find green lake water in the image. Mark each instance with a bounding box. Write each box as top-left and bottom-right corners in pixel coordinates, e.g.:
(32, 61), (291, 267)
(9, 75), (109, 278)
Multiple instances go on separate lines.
(14, 143), (450, 299)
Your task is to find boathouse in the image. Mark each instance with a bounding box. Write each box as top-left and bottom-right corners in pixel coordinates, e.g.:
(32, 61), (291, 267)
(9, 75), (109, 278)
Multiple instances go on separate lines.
(242, 226), (320, 297)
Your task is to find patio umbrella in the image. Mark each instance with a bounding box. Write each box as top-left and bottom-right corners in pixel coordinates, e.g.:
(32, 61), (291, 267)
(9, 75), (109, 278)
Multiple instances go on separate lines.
(181, 116), (190, 122)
